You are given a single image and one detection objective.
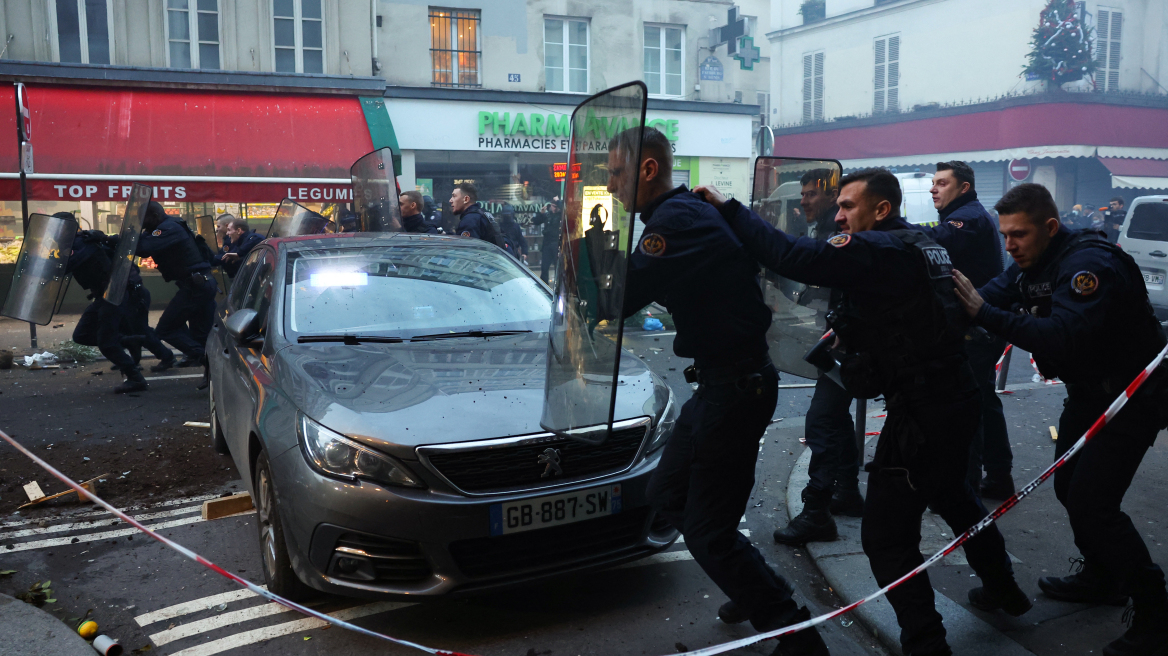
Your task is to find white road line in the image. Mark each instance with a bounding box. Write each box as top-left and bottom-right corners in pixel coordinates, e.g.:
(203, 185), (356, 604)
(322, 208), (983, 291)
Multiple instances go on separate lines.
(4, 513), (254, 553)
(167, 601), (415, 656)
(145, 373), (203, 381)
(136, 587), (264, 627)
(677, 529), (750, 545)
(150, 601), (295, 646)
(0, 505), (202, 541)
(619, 551), (696, 568)
(1, 493), (220, 529)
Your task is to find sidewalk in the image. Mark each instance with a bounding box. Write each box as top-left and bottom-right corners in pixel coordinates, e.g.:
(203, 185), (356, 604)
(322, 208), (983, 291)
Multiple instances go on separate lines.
(772, 381), (1168, 656)
(0, 593), (93, 656)
(0, 312), (167, 356)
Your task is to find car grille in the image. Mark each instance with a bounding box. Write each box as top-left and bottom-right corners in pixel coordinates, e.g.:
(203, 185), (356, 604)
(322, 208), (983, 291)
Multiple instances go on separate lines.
(420, 420), (651, 494)
(334, 531), (432, 583)
(449, 507), (650, 579)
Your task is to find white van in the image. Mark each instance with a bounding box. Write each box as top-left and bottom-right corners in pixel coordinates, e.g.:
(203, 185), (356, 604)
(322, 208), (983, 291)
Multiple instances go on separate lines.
(1117, 195), (1168, 320)
(896, 172), (939, 225)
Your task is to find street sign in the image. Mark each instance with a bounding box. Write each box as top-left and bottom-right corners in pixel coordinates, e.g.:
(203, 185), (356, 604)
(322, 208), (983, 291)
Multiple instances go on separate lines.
(20, 142), (33, 174)
(699, 56), (724, 81)
(1009, 158), (1031, 182)
(15, 82), (30, 142)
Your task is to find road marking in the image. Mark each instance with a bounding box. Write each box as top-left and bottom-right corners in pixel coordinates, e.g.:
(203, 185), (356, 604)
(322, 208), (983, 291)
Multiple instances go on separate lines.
(3, 512), (252, 553)
(0, 493), (220, 529)
(677, 529), (750, 545)
(146, 373), (203, 381)
(619, 550), (695, 568)
(150, 601), (296, 646)
(167, 601), (415, 656)
(0, 505), (202, 541)
(136, 587), (264, 627)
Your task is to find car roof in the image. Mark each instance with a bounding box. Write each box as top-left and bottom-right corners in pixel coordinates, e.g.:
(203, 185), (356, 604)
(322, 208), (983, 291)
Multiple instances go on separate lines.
(264, 232), (498, 254)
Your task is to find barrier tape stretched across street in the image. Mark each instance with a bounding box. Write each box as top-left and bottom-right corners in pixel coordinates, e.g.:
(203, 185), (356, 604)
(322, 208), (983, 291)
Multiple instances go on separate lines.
(1029, 355), (1063, 385)
(0, 429), (478, 656)
(4, 342), (1166, 656)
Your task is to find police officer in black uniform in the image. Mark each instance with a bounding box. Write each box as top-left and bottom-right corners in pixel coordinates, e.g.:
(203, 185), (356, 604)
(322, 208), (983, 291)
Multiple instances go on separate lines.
(610, 127), (828, 656)
(137, 201), (217, 369)
(953, 183), (1168, 656)
(704, 168), (1028, 656)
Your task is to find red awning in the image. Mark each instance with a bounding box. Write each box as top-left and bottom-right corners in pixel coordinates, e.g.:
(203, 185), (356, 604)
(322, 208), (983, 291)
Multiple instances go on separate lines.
(771, 101), (1168, 165)
(1099, 157), (1168, 190)
(0, 85), (375, 202)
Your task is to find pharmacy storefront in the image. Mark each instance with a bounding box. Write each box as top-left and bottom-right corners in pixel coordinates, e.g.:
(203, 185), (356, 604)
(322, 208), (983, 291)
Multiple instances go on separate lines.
(385, 89), (757, 260)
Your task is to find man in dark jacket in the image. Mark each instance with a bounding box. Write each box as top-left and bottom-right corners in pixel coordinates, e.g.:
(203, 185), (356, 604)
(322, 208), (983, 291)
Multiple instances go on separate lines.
(212, 218), (262, 278)
(399, 191), (440, 234)
(451, 183), (498, 244)
(532, 200), (562, 282)
(498, 204), (529, 262)
(920, 161), (1013, 499)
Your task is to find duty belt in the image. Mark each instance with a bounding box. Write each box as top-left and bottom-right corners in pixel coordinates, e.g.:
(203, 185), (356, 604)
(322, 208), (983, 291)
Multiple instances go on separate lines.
(686, 354), (773, 387)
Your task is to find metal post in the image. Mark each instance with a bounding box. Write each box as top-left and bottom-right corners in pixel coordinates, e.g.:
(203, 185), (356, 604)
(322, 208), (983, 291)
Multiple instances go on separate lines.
(13, 84), (34, 349)
(996, 345), (1013, 392)
(855, 397), (867, 466)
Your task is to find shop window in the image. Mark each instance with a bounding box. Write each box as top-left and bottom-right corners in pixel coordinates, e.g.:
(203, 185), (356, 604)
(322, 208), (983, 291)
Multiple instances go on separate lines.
(643, 24), (684, 97)
(51, 0), (113, 64)
(544, 17), (588, 93)
(874, 34), (899, 113)
(802, 50), (824, 123)
(430, 8), (481, 88)
(1096, 7), (1122, 91)
(167, 0), (220, 70)
(273, 0), (324, 74)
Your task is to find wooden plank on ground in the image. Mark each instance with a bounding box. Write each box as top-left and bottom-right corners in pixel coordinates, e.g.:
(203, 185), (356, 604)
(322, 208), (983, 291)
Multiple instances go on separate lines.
(201, 493), (254, 520)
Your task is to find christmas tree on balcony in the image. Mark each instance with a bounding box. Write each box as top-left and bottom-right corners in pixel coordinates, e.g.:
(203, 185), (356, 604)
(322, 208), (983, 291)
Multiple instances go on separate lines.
(1023, 0), (1096, 87)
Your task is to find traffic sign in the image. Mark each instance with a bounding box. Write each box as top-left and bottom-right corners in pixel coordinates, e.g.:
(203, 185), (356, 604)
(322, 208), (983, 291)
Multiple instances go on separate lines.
(1009, 158), (1031, 182)
(15, 82), (30, 142)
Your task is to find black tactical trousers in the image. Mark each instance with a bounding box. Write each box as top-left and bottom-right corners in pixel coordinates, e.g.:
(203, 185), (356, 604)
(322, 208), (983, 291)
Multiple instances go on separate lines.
(1055, 384), (1167, 607)
(647, 363), (798, 629)
(122, 285), (172, 364)
(862, 389), (1016, 655)
(156, 274), (217, 358)
(805, 375), (858, 493)
(966, 333), (1013, 486)
(74, 297), (134, 371)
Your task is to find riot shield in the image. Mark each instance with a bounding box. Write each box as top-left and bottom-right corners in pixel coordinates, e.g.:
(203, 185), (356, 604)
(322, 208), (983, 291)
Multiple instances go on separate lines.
(266, 199), (333, 238)
(104, 183), (152, 307)
(350, 147), (402, 232)
(540, 82), (647, 445)
(1, 213), (78, 325)
(752, 157), (843, 379)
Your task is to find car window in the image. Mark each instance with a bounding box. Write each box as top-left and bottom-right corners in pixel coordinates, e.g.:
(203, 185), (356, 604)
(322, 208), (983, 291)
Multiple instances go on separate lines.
(284, 243), (550, 338)
(228, 250), (264, 312)
(1126, 204), (1168, 242)
(241, 249), (275, 329)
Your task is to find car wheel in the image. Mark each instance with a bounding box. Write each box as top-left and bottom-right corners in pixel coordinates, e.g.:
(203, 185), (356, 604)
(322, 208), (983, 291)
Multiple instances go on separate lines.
(254, 450), (312, 601)
(209, 380), (229, 455)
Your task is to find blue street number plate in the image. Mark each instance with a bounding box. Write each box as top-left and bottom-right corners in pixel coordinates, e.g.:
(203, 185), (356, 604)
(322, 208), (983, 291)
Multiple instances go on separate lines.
(490, 484), (622, 536)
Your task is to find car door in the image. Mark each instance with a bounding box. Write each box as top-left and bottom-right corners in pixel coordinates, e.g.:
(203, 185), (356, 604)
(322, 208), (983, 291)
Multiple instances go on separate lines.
(1118, 199), (1168, 315)
(212, 250), (262, 448)
(222, 247), (276, 449)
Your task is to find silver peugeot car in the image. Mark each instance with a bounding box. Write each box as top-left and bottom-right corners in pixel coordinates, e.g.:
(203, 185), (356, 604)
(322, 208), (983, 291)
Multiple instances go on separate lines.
(207, 232), (679, 599)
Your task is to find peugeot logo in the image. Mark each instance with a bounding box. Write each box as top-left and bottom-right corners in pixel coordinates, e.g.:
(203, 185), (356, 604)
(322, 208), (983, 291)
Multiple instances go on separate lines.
(538, 447), (563, 478)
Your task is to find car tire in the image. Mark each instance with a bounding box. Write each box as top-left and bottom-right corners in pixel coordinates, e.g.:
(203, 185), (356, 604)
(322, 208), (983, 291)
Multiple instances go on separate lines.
(254, 450), (313, 601)
(209, 380), (229, 455)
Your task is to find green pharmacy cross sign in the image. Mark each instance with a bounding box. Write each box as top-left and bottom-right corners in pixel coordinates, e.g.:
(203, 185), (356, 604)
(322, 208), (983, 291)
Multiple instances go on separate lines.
(734, 36), (760, 70)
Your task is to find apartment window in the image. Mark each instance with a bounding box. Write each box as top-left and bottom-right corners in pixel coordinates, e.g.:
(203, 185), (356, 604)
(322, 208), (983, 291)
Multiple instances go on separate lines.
(802, 51), (824, 123)
(167, 0), (220, 69)
(874, 34), (899, 113)
(644, 25), (684, 97)
(544, 18), (588, 93)
(52, 0), (113, 64)
(1096, 7), (1122, 91)
(273, 0), (323, 74)
(430, 8), (481, 88)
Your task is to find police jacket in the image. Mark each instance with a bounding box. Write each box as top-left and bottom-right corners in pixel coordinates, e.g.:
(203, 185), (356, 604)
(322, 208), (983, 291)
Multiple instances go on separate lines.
(67, 231), (141, 296)
(720, 199), (969, 398)
(137, 217), (211, 283)
(917, 192), (1004, 288)
(402, 213), (439, 234)
(623, 186), (771, 367)
(212, 230), (262, 277)
(532, 210), (562, 251)
(976, 228), (1166, 385)
(456, 203), (495, 242)
(500, 217), (528, 255)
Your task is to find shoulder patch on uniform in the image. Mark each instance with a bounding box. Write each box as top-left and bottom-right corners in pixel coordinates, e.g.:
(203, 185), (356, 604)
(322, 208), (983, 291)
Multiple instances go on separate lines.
(827, 233), (851, 248)
(1071, 270), (1099, 297)
(639, 233), (667, 257)
(151, 229), (162, 236)
(947, 220), (964, 228)
(460, 231), (472, 237)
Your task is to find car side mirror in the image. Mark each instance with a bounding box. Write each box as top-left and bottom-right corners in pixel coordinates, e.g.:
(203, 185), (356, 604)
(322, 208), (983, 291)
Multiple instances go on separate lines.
(224, 308), (262, 345)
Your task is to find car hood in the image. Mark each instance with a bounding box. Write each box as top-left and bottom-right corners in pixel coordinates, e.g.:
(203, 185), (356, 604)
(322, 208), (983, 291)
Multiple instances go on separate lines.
(274, 333), (663, 457)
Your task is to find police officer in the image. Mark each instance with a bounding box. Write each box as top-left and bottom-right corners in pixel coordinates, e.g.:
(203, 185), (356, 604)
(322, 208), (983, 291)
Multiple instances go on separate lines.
(610, 127), (828, 655)
(953, 183), (1168, 656)
(137, 201), (217, 369)
(450, 183), (498, 244)
(532, 200), (562, 283)
(917, 161), (1013, 498)
(703, 168), (1028, 656)
(399, 191), (440, 234)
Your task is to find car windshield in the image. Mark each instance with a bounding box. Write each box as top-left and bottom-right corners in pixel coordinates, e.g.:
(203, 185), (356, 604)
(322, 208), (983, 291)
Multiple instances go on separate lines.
(284, 243), (550, 339)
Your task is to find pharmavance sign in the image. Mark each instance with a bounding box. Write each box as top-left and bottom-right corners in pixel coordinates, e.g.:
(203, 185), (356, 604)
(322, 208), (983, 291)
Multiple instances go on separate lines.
(477, 109), (680, 151)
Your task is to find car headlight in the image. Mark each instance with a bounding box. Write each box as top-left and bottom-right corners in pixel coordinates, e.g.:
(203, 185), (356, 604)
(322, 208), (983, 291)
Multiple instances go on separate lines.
(298, 414), (423, 488)
(644, 386), (678, 455)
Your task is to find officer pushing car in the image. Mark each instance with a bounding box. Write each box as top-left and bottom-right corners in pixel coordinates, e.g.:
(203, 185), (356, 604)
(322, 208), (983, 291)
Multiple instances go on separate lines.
(953, 183), (1168, 656)
(700, 165), (1028, 656)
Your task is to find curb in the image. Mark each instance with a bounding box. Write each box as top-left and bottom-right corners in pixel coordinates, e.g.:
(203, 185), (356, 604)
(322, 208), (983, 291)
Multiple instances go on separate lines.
(0, 593), (94, 656)
(783, 412), (1036, 656)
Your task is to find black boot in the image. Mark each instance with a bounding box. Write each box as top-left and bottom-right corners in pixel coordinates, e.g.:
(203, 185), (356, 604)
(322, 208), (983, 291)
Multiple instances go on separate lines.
(1039, 557), (1129, 606)
(979, 473), (1015, 500)
(829, 481), (864, 517)
(1103, 604), (1168, 656)
(768, 606), (830, 656)
(968, 577), (1032, 616)
(774, 487), (837, 545)
(176, 354), (202, 368)
(150, 356), (177, 373)
(718, 600), (750, 624)
(114, 366), (149, 394)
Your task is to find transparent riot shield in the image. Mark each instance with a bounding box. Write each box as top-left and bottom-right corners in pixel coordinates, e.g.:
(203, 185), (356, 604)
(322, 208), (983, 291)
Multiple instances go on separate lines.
(1, 213), (78, 325)
(266, 199), (333, 238)
(350, 147), (402, 232)
(541, 82), (647, 445)
(104, 183), (152, 307)
(752, 157), (843, 379)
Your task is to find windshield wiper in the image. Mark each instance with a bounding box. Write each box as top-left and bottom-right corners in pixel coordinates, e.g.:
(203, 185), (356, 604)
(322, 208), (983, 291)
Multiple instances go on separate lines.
(409, 330), (532, 342)
(297, 335), (405, 345)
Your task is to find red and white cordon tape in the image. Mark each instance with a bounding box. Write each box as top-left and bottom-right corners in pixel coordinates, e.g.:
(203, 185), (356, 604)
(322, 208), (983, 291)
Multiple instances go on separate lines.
(1029, 355), (1063, 386)
(995, 343), (1013, 378)
(666, 342), (1168, 656)
(0, 429), (477, 656)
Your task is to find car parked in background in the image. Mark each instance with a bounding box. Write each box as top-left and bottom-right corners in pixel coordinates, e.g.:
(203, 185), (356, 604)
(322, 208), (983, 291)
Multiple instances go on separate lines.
(1117, 195), (1168, 320)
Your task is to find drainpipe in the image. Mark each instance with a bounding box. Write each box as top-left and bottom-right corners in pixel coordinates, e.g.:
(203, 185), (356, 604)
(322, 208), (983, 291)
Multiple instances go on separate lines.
(370, 0), (381, 74)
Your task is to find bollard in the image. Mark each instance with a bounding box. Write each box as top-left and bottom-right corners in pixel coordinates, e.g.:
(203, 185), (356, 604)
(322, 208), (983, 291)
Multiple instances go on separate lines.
(996, 344), (1013, 391)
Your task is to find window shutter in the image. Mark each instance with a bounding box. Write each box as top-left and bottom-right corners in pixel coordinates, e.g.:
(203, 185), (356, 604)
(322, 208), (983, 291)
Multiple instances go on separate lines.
(874, 37), (886, 113)
(813, 51), (824, 121)
(887, 35), (900, 111)
(803, 53), (813, 123)
(1096, 9), (1121, 91)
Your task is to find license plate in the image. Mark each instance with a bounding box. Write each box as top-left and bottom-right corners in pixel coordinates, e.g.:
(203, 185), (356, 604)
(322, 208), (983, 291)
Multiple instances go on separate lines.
(1144, 273), (1165, 285)
(489, 485), (622, 536)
